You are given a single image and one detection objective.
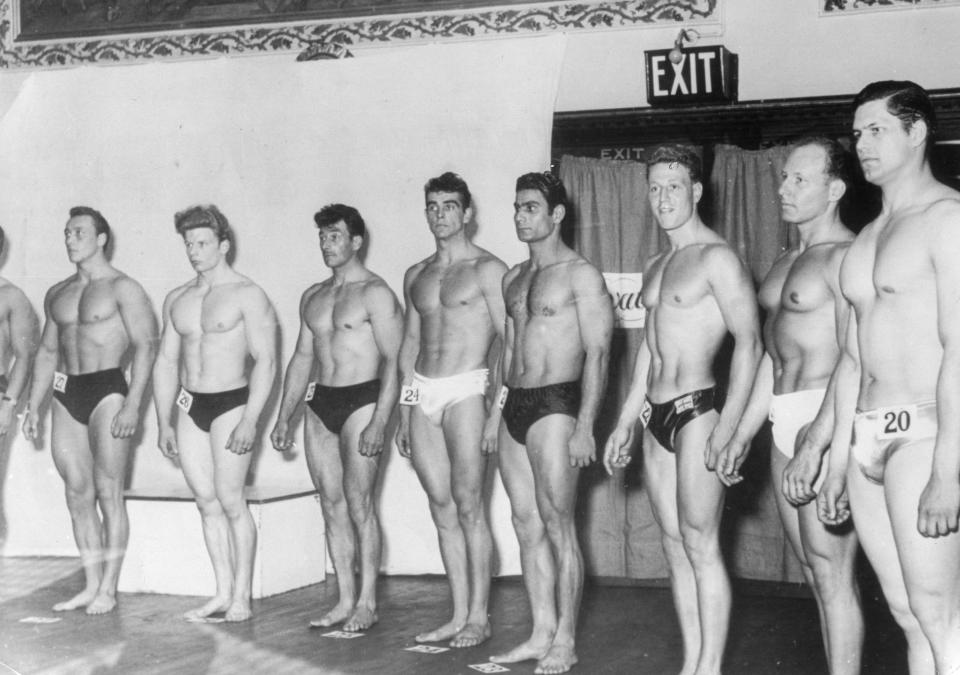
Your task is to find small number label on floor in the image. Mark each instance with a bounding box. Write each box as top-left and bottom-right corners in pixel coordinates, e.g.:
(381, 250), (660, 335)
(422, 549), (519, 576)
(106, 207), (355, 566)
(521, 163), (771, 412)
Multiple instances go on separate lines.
(469, 664), (510, 673)
(405, 645), (449, 654)
(322, 631), (364, 639)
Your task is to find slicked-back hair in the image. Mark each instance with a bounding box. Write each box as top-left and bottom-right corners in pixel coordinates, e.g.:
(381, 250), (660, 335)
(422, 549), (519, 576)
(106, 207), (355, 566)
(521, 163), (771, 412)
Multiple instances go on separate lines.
(68, 205), (112, 250)
(314, 203), (366, 240)
(424, 172), (472, 209)
(515, 171), (568, 213)
(646, 144), (703, 184)
(792, 135), (853, 189)
(853, 80), (937, 153)
(174, 204), (233, 244)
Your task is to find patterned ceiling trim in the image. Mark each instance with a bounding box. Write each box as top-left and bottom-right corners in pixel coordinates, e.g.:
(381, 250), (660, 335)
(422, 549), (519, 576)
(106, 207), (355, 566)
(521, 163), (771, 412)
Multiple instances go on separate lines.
(1, 0), (718, 69)
(821, 0), (960, 15)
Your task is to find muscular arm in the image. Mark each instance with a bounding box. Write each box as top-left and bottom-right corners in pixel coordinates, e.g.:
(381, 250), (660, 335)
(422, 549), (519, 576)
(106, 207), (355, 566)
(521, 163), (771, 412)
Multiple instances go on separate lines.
(360, 282), (404, 456)
(603, 327), (651, 475)
(23, 287), (61, 442)
(920, 209), (960, 536)
(112, 278), (159, 438)
(395, 265), (422, 458)
(0, 288), (39, 437)
(228, 285), (278, 454)
(271, 287), (318, 451)
(705, 246), (763, 469)
(569, 262), (614, 468)
(479, 258), (508, 454)
(717, 351), (774, 486)
(153, 292), (183, 457)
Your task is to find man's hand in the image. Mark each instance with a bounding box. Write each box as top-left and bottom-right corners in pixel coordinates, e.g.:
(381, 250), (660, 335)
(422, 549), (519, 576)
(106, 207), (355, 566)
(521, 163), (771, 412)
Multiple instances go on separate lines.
(21, 409), (41, 444)
(705, 422), (735, 472)
(716, 436), (749, 487)
(270, 419), (292, 452)
(157, 423), (179, 458)
(359, 419), (386, 457)
(602, 423), (635, 475)
(917, 473), (960, 537)
(817, 471), (851, 526)
(226, 417), (258, 455)
(110, 400), (140, 439)
(782, 443), (824, 506)
(568, 427), (596, 468)
(480, 415), (499, 455)
(395, 417), (412, 458)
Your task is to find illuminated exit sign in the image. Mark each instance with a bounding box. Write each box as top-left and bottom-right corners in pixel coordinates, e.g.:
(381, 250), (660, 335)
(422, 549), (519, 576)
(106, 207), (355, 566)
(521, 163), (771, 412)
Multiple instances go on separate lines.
(644, 45), (738, 105)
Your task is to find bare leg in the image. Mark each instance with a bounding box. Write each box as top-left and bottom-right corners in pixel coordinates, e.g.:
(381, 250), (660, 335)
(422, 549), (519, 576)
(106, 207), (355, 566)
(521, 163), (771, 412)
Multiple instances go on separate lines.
(674, 413), (729, 675)
(491, 423), (557, 665)
(210, 408), (256, 622)
(442, 397), (492, 648)
(177, 414), (233, 621)
(643, 430), (701, 675)
(771, 446), (862, 674)
(50, 403), (103, 612)
(847, 453), (935, 674)
(85, 395), (132, 614)
(526, 414), (581, 675)
(409, 406), (469, 643)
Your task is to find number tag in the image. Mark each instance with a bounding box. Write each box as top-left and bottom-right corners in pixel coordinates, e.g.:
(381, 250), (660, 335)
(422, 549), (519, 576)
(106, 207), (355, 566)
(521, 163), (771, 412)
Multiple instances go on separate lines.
(639, 400), (652, 427)
(876, 404), (916, 440)
(497, 386), (509, 410)
(53, 371), (68, 394)
(399, 384), (421, 406)
(304, 382), (316, 402)
(176, 388), (194, 413)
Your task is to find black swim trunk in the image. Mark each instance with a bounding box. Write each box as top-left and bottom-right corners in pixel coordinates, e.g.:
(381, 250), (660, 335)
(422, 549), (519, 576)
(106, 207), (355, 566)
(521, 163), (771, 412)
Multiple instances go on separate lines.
(641, 386), (721, 453)
(0, 374), (8, 395)
(306, 379), (380, 434)
(177, 385), (250, 433)
(502, 381), (581, 445)
(52, 368), (129, 425)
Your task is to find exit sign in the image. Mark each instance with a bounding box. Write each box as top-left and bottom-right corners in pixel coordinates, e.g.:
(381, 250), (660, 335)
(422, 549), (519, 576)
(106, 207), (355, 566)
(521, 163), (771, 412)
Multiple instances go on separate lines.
(645, 45), (738, 105)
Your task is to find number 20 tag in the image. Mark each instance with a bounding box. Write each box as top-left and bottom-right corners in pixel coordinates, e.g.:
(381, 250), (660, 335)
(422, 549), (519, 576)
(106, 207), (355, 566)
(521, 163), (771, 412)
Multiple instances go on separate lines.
(876, 404), (916, 440)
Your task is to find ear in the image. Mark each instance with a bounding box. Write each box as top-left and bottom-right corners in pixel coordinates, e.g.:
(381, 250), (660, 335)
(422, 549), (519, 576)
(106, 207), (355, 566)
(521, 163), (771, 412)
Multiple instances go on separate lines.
(827, 177), (847, 203)
(693, 181), (704, 204)
(551, 203), (566, 225)
(97, 231), (108, 249)
(908, 118), (929, 149)
(464, 204), (474, 223)
(219, 238), (231, 256)
(351, 234), (364, 251)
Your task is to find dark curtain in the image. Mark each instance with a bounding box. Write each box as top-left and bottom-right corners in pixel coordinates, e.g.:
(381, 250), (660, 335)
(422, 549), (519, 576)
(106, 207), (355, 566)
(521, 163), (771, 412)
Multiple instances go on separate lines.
(561, 148), (803, 583)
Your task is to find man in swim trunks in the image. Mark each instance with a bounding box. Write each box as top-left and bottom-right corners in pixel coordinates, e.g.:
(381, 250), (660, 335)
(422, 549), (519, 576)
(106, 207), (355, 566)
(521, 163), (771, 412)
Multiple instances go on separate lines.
(0, 227), (38, 442)
(817, 81), (960, 674)
(153, 204), (277, 623)
(490, 172), (612, 675)
(716, 138), (863, 674)
(603, 145), (761, 675)
(396, 172), (507, 648)
(23, 207), (157, 615)
(271, 204), (402, 632)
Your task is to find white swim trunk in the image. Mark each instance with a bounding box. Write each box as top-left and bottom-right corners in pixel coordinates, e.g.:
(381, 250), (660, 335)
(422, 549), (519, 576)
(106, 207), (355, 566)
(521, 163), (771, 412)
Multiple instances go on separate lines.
(769, 388), (827, 459)
(412, 369), (488, 425)
(852, 400), (937, 485)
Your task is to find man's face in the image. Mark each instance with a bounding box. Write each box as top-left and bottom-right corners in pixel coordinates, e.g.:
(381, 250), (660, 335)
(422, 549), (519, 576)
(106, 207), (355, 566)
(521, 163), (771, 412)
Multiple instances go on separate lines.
(648, 162), (701, 231)
(64, 215), (103, 264)
(425, 191), (469, 240)
(513, 189), (558, 243)
(318, 220), (359, 269)
(779, 144), (835, 226)
(182, 227), (225, 273)
(853, 98), (915, 185)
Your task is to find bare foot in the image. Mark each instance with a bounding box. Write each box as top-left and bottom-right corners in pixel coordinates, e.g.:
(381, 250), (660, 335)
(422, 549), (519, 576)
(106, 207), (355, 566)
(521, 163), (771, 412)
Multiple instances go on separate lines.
(85, 593), (117, 615)
(53, 589), (98, 612)
(225, 600), (252, 622)
(415, 619), (464, 643)
(343, 606), (378, 632)
(535, 643), (578, 674)
(308, 603), (354, 629)
(451, 622), (491, 648)
(490, 635), (552, 664)
(184, 596), (231, 621)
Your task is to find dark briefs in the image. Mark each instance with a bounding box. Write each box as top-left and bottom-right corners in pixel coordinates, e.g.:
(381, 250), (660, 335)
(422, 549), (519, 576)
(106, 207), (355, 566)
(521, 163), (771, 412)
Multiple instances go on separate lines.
(52, 368), (129, 425)
(305, 379), (381, 435)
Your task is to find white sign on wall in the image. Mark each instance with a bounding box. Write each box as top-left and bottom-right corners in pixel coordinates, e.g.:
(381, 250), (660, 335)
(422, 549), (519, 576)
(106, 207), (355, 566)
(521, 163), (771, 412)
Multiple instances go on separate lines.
(603, 272), (645, 329)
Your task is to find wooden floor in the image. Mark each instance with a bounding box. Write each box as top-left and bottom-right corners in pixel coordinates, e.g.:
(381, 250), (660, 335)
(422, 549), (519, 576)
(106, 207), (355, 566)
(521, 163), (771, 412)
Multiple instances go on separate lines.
(0, 556), (906, 674)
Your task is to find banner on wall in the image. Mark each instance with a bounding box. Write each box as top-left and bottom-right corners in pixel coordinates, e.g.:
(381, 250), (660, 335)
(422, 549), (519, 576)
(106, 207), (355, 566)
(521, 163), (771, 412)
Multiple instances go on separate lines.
(603, 272), (645, 329)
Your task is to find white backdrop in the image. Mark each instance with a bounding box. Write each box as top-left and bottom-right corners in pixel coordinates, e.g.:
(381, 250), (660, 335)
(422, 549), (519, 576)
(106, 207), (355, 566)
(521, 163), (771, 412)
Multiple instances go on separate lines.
(0, 34), (565, 576)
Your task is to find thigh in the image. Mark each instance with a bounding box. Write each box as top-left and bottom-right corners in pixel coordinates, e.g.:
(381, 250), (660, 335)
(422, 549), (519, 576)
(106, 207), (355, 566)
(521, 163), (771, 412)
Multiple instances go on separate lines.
(50, 401), (94, 490)
(885, 440), (960, 605)
(208, 406), (254, 498)
(339, 403), (381, 499)
(525, 414), (579, 516)
(496, 420), (540, 523)
(674, 411), (725, 532)
(176, 410), (217, 502)
(409, 405), (453, 502)
(771, 448), (806, 565)
(304, 410), (345, 501)
(641, 429), (681, 536)
(442, 396), (487, 499)
(88, 394), (132, 485)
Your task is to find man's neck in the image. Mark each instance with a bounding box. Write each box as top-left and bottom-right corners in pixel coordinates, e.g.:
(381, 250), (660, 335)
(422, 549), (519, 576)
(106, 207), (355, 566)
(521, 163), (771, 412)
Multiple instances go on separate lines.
(434, 232), (473, 263)
(879, 160), (937, 214)
(75, 254), (111, 280)
(527, 235), (567, 267)
(664, 216), (708, 250)
(796, 209), (850, 250)
(197, 261), (236, 286)
(331, 257), (366, 284)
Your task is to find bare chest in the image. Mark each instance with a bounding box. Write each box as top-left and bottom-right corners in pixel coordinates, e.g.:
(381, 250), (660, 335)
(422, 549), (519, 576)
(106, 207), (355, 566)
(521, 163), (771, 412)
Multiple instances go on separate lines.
(507, 266), (572, 322)
(779, 251), (833, 314)
(411, 264), (479, 315)
(172, 287), (243, 337)
(52, 281), (118, 327)
(642, 251), (710, 311)
(306, 287), (369, 336)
